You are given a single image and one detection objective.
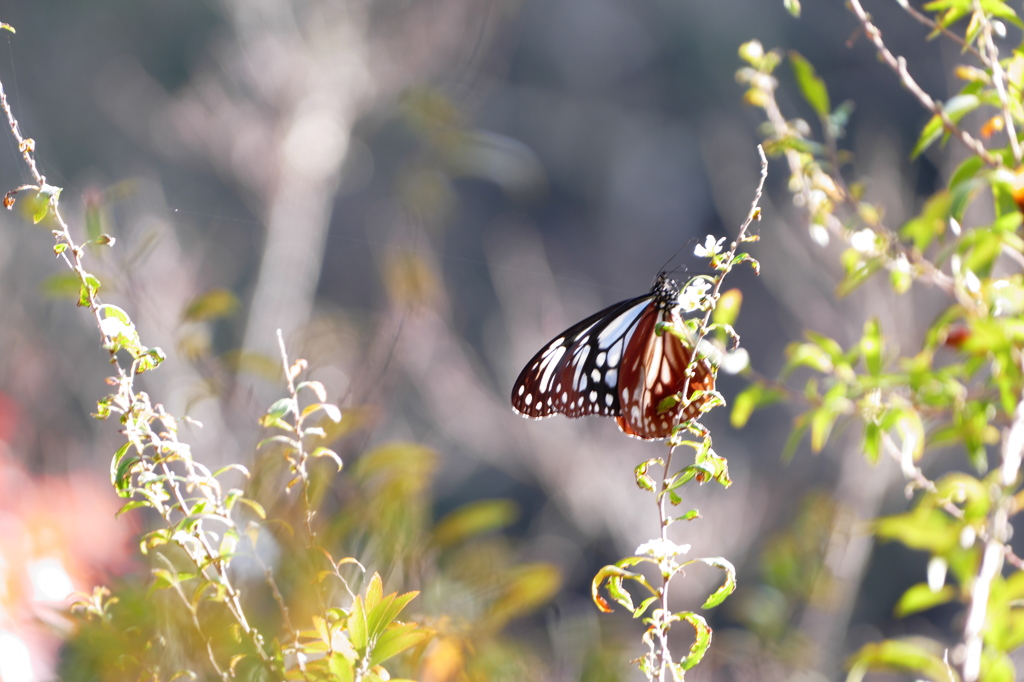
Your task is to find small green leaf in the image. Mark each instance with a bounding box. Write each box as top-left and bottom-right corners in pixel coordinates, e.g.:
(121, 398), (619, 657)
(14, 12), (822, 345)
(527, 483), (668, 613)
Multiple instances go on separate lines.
(593, 565), (645, 613)
(911, 95), (979, 159)
(113, 454), (140, 498)
(234, 497), (266, 520)
(311, 446), (343, 471)
(298, 380), (328, 402)
(260, 398), (295, 427)
(32, 193), (50, 223)
(302, 402), (342, 423)
(846, 638), (955, 682)
(900, 191), (953, 251)
(789, 51), (830, 117)
(182, 289), (239, 322)
(691, 557), (737, 608)
(432, 499), (519, 547)
(115, 500), (149, 518)
(784, 0), (801, 17)
(861, 318), (883, 376)
(78, 274), (101, 307)
(713, 289), (742, 328)
(368, 623), (429, 667)
(679, 612), (713, 670)
(731, 383), (784, 427)
(347, 595), (368, 652)
(893, 583), (957, 617)
(40, 272), (81, 299)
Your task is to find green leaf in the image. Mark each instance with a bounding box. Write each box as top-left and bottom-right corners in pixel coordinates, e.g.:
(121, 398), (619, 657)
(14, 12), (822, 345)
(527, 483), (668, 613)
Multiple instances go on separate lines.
(115, 499), (149, 518)
(846, 638), (955, 682)
(593, 565), (647, 613)
(875, 508), (959, 554)
(678, 612), (713, 670)
(836, 255), (883, 297)
(713, 289), (743, 329)
(136, 347), (166, 373)
(234, 496), (266, 520)
(789, 51), (830, 117)
(39, 271), (81, 299)
(861, 318), (883, 376)
(78, 273), (101, 307)
(311, 446), (344, 471)
(784, 0), (801, 18)
(782, 418), (810, 462)
(893, 583), (957, 617)
(900, 191), (954, 252)
(433, 499), (519, 547)
(302, 402), (342, 423)
(863, 421), (881, 464)
(32, 192), (51, 223)
(809, 395), (844, 452)
(113, 452), (140, 498)
(260, 398), (295, 427)
(368, 623), (430, 668)
(347, 595), (368, 652)
(365, 573), (384, 610)
(182, 288), (239, 322)
(691, 557), (737, 608)
(783, 342), (834, 376)
(911, 95), (979, 159)
(486, 563), (562, 629)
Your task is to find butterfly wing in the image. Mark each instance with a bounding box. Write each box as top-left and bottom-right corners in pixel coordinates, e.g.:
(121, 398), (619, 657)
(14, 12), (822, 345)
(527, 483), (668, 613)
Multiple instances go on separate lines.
(615, 308), (716, 440)
(511, 294), (655, 419)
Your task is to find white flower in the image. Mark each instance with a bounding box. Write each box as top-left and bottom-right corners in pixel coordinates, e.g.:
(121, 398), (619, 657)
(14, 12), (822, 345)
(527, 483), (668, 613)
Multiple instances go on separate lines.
(678, 278), (712, 312)
(635, 538), (691, 560)
(694, 235), (727, 258)
(720, 347), (749, 374)
(809, 223), (830, 247)
(849, 228), (877, 254)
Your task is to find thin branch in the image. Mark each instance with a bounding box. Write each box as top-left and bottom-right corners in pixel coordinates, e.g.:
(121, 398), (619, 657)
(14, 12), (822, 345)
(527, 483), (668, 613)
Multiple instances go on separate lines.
(847, 0), (1001, 168)
(976, 3), (1022, 165)
(897, 1), (984, 61)
(650, 146), (767, 680)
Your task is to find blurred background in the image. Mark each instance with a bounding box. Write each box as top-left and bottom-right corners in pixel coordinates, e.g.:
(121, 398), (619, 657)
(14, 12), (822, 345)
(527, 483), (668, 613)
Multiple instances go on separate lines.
(0, 0), (979, 680)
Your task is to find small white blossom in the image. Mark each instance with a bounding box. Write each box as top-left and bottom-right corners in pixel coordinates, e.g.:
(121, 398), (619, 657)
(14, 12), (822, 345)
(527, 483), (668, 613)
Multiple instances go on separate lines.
(720, 347), (749, 374)
(806, 188), (827, 211)
(927, 556), (947, 592)
(949, 217), (961, 236)
(678, 278), (712, 312)
(694, 235), (726, 259)
(849, 228), (877, 254)
(99, 316), (135, 339)
(964, 269), (981, 294)
(635, 538), (690, 560)
(809, 223), (830, 247)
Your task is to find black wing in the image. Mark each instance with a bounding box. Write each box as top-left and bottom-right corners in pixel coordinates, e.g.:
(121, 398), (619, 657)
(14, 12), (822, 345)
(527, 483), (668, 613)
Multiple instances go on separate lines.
(511, 293), (655, 419)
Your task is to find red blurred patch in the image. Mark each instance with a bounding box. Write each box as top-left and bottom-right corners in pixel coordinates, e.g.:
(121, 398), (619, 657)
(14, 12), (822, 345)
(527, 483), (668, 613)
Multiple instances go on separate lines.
(0, 455), (135, 680)
(0, 392), (19, 443)
(943, 325), (971, 350)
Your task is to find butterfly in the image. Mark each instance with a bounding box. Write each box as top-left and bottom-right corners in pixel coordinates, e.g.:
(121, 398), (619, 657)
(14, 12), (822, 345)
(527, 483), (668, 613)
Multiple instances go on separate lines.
(511, 273), (716, 440)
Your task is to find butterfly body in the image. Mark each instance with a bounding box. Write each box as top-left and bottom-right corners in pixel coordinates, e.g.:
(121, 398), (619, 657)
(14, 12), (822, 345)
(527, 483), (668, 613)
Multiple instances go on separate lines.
(511, 274), (715, 440)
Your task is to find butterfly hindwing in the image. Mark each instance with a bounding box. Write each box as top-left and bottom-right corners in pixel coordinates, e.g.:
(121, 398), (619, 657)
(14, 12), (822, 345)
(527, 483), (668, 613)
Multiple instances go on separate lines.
(615, 307), (715, 440)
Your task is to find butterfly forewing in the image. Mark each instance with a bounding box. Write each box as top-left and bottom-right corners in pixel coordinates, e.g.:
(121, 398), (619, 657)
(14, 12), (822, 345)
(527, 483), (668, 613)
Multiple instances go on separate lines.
(511, 294), (654, 419)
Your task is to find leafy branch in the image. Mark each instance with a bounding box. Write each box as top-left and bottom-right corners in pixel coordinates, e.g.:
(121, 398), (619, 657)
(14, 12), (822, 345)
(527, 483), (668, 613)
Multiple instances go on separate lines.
(591, 148), (764, 680)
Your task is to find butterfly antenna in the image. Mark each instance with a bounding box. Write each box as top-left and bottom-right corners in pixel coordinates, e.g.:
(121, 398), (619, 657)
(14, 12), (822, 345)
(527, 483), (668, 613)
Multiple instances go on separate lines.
(654, 237), (700, 283)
